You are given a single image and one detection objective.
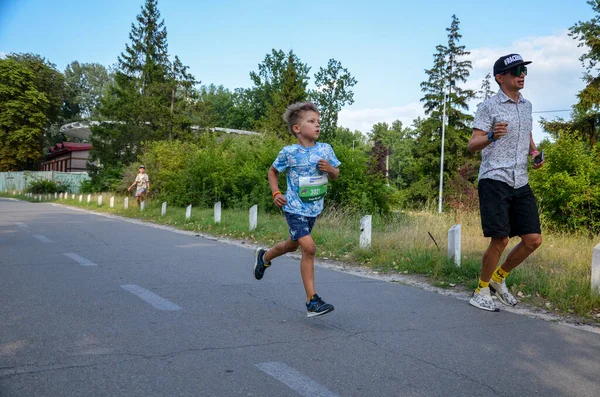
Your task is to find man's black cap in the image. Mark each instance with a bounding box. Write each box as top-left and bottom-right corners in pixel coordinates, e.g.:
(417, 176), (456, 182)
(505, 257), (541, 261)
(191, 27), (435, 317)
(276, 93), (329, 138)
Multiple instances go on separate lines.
(493, 54), (532, 75)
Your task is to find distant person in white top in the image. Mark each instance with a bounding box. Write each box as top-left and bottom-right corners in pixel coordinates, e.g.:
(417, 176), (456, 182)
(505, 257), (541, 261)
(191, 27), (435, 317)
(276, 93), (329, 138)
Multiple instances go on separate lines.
(467, 54), (545, 312)
(127, 165), (150, 207)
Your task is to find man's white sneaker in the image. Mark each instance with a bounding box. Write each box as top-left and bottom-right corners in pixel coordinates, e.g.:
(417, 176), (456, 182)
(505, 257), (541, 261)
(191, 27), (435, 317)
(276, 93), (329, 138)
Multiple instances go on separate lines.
(469, 287), (500, 312)
(489, 280), (518, 306)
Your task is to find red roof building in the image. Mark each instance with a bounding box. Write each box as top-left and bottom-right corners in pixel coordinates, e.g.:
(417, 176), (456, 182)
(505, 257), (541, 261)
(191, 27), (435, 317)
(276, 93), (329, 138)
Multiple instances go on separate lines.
(41, 142), (92, 172)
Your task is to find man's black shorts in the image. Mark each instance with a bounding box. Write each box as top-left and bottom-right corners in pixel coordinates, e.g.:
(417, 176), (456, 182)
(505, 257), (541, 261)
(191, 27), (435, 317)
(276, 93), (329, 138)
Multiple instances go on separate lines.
(478, 178), (541, 238)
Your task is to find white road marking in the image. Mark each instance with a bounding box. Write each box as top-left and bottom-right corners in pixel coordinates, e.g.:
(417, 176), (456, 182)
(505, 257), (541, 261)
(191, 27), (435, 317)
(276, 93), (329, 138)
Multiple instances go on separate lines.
(255, 362), (340, 397)
(120, 284), (182, 311)
(63, 253), (98, 267)
(32, 235), (53, 243)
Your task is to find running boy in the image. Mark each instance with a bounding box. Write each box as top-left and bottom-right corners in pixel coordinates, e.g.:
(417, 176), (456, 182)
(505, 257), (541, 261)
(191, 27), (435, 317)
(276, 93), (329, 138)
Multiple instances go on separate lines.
(253, 102), (341, 318)
(127, 165), (150, 207)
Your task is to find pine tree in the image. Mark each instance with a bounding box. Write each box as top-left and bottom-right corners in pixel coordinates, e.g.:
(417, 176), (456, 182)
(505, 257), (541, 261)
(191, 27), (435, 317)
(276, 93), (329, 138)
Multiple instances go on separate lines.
(479, 73), (495, 101)
(259, 51), (309, 137)
(411, 15), (477, 204)
(248, 49), (310, 133)
(92, 0), (195, 168)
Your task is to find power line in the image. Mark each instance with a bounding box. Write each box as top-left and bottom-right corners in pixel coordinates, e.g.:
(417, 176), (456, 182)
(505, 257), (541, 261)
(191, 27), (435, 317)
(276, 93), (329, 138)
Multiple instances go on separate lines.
(532, 109), (571, 114)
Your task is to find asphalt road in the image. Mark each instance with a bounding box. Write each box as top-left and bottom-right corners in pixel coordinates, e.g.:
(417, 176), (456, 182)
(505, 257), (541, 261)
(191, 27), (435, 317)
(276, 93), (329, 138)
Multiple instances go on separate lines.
(1, 198), (599, 397)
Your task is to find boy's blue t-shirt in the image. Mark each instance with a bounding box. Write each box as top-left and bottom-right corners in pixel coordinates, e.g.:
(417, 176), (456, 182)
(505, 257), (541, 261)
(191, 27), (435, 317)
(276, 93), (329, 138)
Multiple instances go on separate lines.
(272, 142), (341, 217)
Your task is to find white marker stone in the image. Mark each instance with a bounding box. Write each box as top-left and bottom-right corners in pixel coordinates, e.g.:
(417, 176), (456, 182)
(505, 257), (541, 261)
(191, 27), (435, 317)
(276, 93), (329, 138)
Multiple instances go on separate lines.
(360, 215), (372, 248)
(79, 194), (83, 202)
(249, 205), (257, 231)
(110, 196), (114, 208)
(592, 243), (600, 294)
(124, 197), (129, 209)
(448, 224), (461, 267)
(185, 204), (192, 220)
(161, 202), (167, 216)
(87, 194), (91, 203)
(98, 195), (103, 206)
(140, 201), (146, 211)
(214, 201), (221, 223)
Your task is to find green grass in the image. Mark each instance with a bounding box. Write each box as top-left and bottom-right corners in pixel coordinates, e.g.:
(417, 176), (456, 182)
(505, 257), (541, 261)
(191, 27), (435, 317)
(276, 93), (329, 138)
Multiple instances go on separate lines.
(5, 191), (600, 322)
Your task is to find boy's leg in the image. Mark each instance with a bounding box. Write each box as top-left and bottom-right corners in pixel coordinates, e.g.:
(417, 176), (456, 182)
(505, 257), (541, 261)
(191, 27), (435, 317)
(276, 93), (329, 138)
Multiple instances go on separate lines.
(264, 239), (299, 263)
(297, 234), (316, 302)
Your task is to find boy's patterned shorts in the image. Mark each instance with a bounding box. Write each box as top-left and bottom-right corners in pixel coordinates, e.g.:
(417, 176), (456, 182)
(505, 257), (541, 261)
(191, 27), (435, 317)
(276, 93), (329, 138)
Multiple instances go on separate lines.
(284, 212), (317, 241)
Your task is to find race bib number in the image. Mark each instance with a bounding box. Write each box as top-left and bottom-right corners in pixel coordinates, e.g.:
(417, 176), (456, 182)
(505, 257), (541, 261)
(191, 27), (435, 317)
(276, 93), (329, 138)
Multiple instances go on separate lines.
(299, 175), (328, 202)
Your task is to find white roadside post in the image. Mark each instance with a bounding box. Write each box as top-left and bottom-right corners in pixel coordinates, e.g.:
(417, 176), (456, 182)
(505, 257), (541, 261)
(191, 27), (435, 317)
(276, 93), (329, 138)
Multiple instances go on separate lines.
(79, 194), (83, 202)
(140, 201), (146, 211)
(87, 194), (91, 203)
(110, 196), (114, 208)
(185, 204), (192, 220)
(124, 197), (129, 209)
(54, 192), (58, 199)
(59, 193), (63, 199)
(72, 194), (75, 199)
(360, 215), (372, 249)
(161, 202), (167, 216)
(214, 201), (221, 223)
(98, 195), (103, 206)
(448, 224), (462, 267)
(249, 205), (257, 231)
(592, 243), (600, 295)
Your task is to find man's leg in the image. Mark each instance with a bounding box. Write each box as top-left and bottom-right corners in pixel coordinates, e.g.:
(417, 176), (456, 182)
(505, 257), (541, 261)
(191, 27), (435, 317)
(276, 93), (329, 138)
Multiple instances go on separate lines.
(499, 233), (542, 272)
(481, 237), (510, 282)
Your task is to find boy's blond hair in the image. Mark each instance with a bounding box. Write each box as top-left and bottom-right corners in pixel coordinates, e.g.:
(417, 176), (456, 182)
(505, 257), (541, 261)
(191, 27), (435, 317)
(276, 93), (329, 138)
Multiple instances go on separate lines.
(282, 102), (319, 136)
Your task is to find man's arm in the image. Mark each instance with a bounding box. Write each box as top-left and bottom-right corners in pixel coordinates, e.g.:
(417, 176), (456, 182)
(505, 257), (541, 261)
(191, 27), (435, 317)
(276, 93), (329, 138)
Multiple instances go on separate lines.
(468, 129), (492, 152)
(529, 132), (538, 153)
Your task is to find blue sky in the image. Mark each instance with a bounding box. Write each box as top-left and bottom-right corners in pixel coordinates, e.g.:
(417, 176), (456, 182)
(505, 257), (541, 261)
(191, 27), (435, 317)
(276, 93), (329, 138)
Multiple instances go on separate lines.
(0, 0), (595, 140)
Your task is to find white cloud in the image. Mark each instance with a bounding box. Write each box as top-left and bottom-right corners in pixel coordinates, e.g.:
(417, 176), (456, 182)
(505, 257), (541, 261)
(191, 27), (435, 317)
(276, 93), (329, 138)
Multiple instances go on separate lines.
(467, 31), (587, 142)
(0, 51), (6, 59)
(338, 31), (587, 141)
(338, 102), (424, 134)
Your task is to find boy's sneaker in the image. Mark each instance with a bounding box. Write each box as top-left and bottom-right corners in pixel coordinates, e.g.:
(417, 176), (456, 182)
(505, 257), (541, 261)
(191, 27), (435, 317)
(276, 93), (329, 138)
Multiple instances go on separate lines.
(253, 248), (270, 280)
(469, 287), (500, 312)
(306, 294), (334, 318)
(489, 280), (518, 306)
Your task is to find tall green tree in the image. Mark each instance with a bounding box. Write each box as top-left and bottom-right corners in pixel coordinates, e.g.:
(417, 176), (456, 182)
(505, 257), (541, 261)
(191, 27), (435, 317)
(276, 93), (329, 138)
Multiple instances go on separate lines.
(564, 0), (600, 147)
(247, 49), (310, 133)
(7, 53), (65, 126)
(310, 59), (357, 141)
(92, 0), (196, 169)
(478, 73), (495, 101)
(0, 58), (49, 170)
(262, 52), (309, 137)
(63, 61), (112, 120)
(412, 15), (476, 203)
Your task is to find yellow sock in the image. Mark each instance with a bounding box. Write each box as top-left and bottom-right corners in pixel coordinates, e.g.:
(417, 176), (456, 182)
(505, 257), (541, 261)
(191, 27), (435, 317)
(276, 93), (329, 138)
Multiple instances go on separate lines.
(491, 267), (509, 284)
(475, 279), (489, 293)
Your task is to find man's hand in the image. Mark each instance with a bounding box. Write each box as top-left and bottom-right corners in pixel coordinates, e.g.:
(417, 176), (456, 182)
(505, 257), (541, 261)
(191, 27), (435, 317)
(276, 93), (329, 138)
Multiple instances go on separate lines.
(492, 122), (509, 140)
(531, 150), (545, 169)
(273, 193), (287, 207)
(127, 186), (131, 192)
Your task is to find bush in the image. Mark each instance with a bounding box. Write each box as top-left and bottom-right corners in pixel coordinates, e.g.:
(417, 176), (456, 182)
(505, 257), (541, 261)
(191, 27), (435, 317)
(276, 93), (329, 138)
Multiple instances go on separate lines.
(133, 135), (396, 214)
(529, 136), (600, 234)
(26, 178), (71, 194)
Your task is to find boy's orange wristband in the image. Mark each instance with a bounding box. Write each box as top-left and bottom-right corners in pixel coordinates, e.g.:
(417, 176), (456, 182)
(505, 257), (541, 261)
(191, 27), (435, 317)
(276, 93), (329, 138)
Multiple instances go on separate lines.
(272, 191), (282, 198)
